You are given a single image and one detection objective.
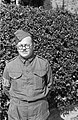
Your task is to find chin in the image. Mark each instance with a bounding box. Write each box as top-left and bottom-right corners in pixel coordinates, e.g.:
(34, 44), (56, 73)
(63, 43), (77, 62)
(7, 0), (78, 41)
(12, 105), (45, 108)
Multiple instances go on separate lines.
(20, 53), (32, 58)
(19, 52), (29, 56)
(18, 51), (33, 58)
(21, 54), (29, 58)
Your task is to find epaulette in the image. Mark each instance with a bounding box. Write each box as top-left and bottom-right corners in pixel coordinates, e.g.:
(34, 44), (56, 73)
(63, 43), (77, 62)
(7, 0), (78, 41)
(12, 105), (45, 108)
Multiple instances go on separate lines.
(37, 55), (47, 62)
(5, 56), (17, 64)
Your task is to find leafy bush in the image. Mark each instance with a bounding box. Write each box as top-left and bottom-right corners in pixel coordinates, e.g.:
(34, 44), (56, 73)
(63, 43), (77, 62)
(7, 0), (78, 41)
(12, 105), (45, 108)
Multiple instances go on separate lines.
(1, 3), (78, 119)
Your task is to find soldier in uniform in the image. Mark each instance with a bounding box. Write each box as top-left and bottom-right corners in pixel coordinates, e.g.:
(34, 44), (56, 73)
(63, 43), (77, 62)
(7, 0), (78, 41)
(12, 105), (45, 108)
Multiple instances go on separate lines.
(2, 29), (53, 120)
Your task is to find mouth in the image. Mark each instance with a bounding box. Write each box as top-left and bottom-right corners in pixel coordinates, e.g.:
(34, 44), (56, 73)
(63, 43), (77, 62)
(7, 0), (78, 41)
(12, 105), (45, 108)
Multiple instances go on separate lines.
(19, 50), (28, 53)
(22, 51), (28, 53)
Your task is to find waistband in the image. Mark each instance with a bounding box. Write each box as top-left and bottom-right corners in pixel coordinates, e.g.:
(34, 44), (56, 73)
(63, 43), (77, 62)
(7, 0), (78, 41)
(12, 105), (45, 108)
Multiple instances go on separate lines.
(10, 97), (47, 104)
(22, 97), (47, 103)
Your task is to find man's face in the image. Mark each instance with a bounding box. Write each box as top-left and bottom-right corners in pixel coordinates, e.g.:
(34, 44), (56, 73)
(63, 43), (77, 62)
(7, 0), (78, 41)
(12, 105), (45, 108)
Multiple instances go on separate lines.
(17, 36), (33, 58)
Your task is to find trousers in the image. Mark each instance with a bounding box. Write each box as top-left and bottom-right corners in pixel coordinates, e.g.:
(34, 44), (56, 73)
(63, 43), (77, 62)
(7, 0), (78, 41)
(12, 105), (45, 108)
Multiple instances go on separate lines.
(8, 98), (50, 120)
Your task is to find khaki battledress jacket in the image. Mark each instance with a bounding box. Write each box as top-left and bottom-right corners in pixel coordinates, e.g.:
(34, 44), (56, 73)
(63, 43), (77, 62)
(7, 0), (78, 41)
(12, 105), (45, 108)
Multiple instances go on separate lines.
(3, 55), (53, 120)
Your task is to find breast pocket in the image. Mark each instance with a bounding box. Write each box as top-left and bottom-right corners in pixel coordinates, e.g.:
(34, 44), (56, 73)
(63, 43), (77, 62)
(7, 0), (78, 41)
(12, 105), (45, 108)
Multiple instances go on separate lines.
(33, 70), (47, 90)
(9, 72), (22, 80)
(9, 72), (22, 91)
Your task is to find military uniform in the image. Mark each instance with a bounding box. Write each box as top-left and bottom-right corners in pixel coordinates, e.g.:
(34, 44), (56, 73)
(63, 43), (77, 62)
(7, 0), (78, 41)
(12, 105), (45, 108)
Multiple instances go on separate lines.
(3, 55), (52, 120)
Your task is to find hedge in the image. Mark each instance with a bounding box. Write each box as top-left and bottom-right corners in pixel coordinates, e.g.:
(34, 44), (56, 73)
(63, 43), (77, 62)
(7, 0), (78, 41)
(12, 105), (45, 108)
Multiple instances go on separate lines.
(1, 3), (78, 119)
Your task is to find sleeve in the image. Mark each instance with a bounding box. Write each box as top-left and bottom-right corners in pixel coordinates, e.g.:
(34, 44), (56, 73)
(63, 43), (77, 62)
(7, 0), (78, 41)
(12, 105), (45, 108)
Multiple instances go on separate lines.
(47, 61), (53, 91)
(2, 65), (10, 98)
(44, 60), (53, 97)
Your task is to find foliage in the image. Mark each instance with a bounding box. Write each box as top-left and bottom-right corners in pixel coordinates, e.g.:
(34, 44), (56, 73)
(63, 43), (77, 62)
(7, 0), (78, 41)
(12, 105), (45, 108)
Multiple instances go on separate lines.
(2, 0), (45, 7)
(19, 0), (44, 7)
(0, 3), (78, 119)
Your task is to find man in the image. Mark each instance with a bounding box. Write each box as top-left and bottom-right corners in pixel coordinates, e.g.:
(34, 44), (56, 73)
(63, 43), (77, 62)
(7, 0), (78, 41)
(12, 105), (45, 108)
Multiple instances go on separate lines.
(2, 29), (53, 120)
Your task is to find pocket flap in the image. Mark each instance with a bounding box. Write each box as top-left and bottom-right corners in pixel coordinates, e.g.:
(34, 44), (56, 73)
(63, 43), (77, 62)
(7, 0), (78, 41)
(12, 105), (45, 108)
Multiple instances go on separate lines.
(34, 69), (47, 77)
(9, 72), (22, 79)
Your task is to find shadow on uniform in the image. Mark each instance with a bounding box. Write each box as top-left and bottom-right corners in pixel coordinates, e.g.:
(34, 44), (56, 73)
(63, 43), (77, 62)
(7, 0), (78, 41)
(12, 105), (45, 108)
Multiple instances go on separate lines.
(47, 108), (64, 120)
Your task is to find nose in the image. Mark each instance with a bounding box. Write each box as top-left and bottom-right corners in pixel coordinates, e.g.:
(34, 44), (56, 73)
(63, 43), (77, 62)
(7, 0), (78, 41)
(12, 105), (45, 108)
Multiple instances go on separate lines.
(22, 46), (26, 50)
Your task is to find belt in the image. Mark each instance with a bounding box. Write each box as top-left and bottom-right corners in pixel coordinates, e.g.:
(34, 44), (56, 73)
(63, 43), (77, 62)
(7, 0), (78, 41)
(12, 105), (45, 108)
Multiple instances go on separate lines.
(22, 97), (47, 103)
(11, 97), (47, 103)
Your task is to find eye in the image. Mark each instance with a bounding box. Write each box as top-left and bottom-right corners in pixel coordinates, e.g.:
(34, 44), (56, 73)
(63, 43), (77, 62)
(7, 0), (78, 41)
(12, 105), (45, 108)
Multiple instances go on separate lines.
(17, 44), (32, 50)
(19, 45), (23, 49)
(26, 45), (30, 48)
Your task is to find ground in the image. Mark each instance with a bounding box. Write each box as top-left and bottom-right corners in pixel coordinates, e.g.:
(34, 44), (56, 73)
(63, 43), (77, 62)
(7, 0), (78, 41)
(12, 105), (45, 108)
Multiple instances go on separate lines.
(48, 104), (78, 120)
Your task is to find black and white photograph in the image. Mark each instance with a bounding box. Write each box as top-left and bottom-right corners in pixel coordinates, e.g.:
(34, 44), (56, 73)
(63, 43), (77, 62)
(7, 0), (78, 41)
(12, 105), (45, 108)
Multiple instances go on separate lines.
(0, 0), (78, 120)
